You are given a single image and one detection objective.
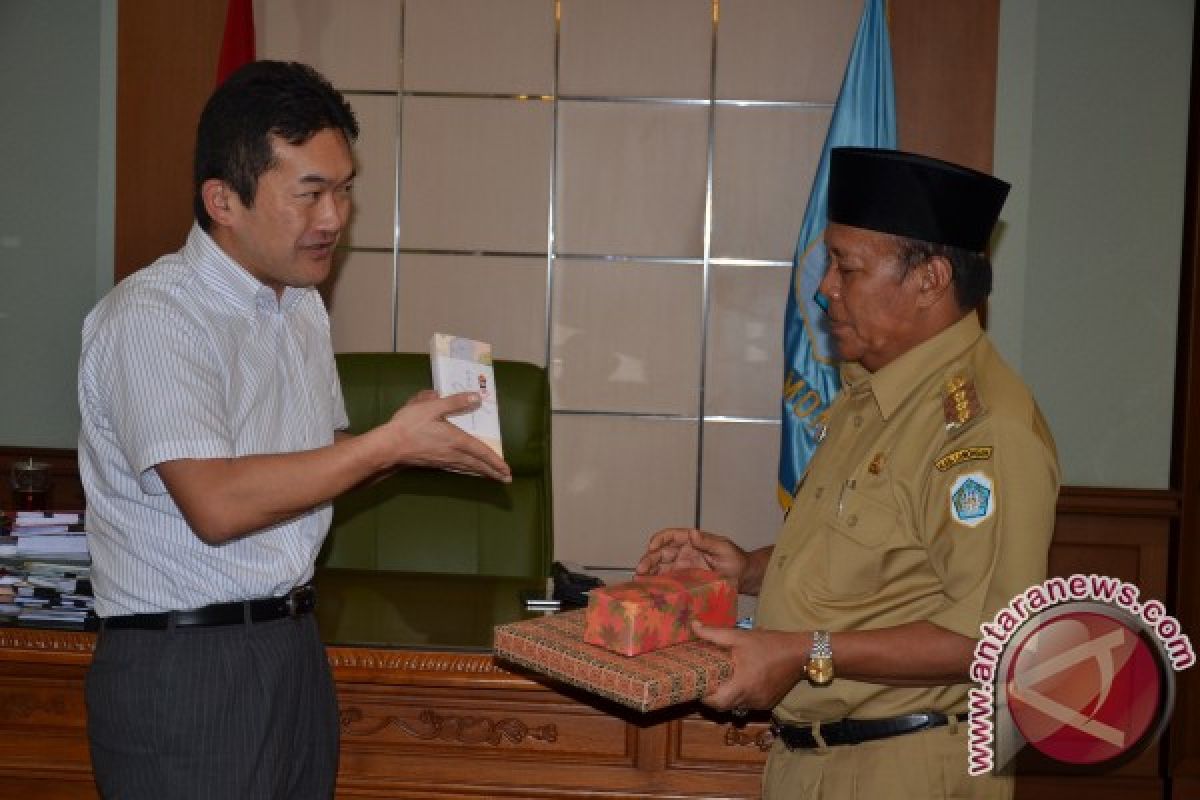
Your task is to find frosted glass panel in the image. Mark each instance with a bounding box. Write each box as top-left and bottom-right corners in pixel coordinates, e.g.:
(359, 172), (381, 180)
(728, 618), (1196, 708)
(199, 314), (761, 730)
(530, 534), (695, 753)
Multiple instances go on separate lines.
(700, 420), (783, 554)
(559, 0), (712, 98)
(404, 0), (554, 94)
(705, 265), (790, 419)
(556, 102), (708, 257)
(395, 255), (547, 366)
(324, 251), (394, 354)
(255, 0), (401, 91)
(553, 415), (697, 568)
(400, 97), (552, 252)
(711, 106), (830, 261)
(551, 260), (702, 414)
(716, 0), (861, 101)
(342, 94), (397, 250)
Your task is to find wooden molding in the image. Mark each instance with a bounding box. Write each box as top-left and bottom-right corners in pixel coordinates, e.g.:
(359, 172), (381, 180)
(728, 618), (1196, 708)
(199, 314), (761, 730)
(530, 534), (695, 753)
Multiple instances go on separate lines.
(340, 706), (560, 746)
(0, 628), (95, 663)
(1056, 487), (1181, 517)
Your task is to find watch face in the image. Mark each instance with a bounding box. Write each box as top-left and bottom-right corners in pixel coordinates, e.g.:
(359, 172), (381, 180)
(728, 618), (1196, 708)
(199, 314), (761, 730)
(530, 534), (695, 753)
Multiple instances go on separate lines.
(808, 657), (834, 686)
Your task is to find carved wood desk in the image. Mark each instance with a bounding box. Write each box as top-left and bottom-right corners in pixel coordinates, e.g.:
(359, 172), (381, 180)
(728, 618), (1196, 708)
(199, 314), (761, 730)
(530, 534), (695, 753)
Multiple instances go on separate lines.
(0, 569), (770, 799)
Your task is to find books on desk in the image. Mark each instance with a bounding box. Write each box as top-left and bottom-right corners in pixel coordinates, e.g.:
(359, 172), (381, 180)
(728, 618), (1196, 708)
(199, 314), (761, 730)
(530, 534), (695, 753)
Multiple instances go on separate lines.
(6, 510), (88, 557)
(1, 511), (94, 629)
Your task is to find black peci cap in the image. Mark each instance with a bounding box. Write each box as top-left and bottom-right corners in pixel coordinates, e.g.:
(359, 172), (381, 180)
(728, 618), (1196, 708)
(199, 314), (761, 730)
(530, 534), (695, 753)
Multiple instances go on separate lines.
(828, 147), (1010, 252)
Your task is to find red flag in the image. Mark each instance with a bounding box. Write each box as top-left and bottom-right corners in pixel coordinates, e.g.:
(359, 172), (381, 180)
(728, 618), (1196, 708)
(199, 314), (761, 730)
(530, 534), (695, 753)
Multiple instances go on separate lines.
(216, 0), (255, 86)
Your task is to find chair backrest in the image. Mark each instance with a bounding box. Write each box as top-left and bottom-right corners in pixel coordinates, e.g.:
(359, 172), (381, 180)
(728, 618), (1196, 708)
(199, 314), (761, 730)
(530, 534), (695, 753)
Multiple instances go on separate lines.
(319, 353), (552, 579)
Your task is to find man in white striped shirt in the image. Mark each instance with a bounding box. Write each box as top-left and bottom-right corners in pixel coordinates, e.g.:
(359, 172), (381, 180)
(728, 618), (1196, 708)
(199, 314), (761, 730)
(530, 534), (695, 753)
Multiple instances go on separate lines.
(78, 61), (510, 800)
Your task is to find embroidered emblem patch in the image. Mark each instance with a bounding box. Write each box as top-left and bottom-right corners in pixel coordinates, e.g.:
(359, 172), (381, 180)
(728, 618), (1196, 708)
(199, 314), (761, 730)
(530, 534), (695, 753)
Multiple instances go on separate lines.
(950, 472), (994, 527)
(935, 446), (994, 471)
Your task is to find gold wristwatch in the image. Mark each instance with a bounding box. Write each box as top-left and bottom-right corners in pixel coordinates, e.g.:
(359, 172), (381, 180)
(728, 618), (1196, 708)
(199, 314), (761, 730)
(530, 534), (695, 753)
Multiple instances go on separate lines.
(806, 630), (834, 686)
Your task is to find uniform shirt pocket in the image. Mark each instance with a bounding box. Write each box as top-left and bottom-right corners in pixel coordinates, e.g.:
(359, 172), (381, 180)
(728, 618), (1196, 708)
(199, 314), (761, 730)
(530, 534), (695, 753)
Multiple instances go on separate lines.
(820, 489), (900, 599)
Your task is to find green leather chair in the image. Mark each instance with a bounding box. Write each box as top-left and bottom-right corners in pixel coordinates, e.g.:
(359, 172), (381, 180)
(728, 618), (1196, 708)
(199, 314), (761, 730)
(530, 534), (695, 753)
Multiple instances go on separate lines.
(318, 353), (552, 579)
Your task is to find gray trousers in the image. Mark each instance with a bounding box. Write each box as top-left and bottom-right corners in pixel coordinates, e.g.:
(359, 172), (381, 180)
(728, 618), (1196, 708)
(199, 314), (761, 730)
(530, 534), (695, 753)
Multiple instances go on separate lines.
(86, 614), (339, 799)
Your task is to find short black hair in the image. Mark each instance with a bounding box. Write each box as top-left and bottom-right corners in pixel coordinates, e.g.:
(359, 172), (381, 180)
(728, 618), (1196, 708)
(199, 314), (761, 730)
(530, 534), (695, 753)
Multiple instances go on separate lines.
(193, 60), (359, 231)
(895, 237), (993, 311)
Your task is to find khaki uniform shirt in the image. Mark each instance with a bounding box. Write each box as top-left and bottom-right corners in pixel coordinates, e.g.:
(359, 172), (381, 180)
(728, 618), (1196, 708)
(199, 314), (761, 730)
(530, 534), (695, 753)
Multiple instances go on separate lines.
(756, 312), (1060, 724)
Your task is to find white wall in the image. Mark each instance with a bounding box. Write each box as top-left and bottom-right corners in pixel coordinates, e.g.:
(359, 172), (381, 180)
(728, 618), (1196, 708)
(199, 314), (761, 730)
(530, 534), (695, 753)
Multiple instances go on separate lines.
(992, 0), (1193, 488)
(0, 0), (117, 448)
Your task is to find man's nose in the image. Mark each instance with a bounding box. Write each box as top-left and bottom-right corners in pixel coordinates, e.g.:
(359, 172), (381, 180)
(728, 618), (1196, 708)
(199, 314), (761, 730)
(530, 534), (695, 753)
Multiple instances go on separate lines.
(317, 192), (350, 231)
(817, 264), (837, 299)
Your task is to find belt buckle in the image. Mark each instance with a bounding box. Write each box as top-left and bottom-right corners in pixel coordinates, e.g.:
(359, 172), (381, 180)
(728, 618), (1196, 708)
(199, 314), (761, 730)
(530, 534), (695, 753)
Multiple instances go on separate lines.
(285, 587), (302, 617)
(284, 585), (313, 617)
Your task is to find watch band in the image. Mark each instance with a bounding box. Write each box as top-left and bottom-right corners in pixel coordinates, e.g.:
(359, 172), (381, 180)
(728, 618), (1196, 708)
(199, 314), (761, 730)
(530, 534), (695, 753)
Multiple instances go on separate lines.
(806, 629), (834, 686)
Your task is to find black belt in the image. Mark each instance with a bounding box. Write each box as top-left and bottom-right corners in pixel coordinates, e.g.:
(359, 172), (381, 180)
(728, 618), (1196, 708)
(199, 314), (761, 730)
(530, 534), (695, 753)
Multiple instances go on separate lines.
(101, 585), (316, 630)
(770, 711), (968, 749)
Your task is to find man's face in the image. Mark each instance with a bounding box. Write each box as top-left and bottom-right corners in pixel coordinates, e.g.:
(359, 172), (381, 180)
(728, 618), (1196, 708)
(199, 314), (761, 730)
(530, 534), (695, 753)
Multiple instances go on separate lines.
(817, 222), (924, 372)
(223, 128), (355, 295)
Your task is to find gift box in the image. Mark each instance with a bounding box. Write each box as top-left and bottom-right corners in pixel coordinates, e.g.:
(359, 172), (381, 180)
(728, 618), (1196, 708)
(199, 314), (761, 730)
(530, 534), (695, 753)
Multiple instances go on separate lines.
(493, 609), (733, 713)
(583, 569), (736, 656)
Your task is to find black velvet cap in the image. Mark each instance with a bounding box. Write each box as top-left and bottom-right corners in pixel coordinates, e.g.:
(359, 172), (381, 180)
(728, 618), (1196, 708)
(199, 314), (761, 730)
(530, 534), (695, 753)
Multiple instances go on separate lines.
(828, 147), (1010, 252)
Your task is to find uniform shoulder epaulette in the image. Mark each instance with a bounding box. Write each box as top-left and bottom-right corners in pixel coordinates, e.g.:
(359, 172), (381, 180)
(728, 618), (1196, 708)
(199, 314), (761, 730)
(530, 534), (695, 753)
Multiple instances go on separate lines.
(942, 372), (986, 438)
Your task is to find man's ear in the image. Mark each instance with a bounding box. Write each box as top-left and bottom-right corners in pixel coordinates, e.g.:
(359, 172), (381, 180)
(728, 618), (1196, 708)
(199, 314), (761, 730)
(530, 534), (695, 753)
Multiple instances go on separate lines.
(201, 179), (239, 226)
(916, 255), (954, 308)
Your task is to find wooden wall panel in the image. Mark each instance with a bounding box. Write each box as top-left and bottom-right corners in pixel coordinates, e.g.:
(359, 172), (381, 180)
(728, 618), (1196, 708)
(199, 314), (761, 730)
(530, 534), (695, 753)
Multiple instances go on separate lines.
(1015, 490), (1177, 799)
(889, 0), (1001, 172)
(115, 0), (226, 282)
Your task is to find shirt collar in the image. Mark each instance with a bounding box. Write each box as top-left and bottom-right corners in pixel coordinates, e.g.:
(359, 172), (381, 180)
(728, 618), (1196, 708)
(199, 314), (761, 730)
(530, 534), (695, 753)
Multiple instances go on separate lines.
(182, 224), (308, 315)
(840, 312), (984, 420)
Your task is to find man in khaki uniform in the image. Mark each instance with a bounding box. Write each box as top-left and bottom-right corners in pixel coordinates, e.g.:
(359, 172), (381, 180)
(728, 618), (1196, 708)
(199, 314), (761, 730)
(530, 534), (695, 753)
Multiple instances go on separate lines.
(637, 147), (1060, 799)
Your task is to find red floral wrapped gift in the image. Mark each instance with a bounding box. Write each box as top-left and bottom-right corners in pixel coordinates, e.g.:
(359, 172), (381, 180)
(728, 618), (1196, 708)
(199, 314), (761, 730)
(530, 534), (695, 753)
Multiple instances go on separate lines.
(582, 569), (736, 656)
(493, 609), (733, 713)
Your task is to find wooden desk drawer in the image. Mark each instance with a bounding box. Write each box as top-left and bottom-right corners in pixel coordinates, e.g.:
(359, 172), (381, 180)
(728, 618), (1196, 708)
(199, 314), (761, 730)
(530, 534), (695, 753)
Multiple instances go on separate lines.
(670, 713), (772, 769)
(337, 685), (635, 767)
(0, 678), (87, 732)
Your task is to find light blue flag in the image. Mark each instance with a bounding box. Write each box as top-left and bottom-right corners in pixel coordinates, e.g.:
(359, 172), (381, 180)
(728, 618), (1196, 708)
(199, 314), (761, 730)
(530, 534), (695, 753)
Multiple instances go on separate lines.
(778, 0), (896, 510)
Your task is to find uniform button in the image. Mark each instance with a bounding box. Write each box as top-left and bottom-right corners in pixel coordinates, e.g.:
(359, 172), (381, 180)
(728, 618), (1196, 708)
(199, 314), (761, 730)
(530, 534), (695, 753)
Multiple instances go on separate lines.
(814, 487), (824, 499)
(777, 554), (788, 566)
(853, 416), (863, 428)
(846, 514), (858, 526)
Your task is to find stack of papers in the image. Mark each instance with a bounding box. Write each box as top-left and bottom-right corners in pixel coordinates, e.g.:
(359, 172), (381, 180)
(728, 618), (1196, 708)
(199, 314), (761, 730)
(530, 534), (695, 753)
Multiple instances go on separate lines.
(1, 511), (94, 629)
(9, 511), (89, 557)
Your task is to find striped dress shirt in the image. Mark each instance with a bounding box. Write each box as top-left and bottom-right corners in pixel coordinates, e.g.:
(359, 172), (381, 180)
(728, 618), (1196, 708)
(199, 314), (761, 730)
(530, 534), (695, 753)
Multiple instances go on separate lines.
(78, 224), (349, 616)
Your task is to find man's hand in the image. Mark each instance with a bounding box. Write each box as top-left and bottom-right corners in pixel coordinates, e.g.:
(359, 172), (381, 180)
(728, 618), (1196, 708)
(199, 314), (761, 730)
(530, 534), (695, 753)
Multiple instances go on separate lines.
(157, 389), (511, 545)
(380, 391), (511, 483)
(693, 623), (810, 712)
(635, 528), (760, 593)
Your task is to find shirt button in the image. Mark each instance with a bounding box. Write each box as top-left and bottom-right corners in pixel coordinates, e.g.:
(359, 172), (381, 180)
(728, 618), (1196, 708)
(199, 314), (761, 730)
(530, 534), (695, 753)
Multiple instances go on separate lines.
(853, 416), (864, 428)
(814, 487), (824, 499)
(846, 514), (858, 526)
